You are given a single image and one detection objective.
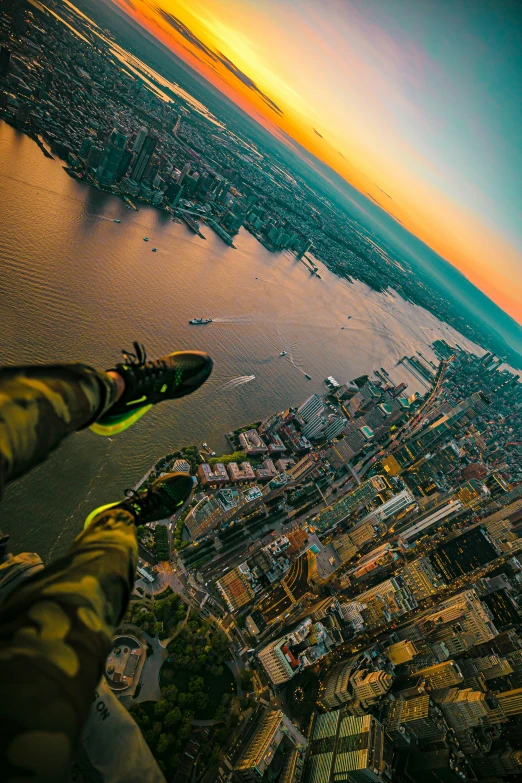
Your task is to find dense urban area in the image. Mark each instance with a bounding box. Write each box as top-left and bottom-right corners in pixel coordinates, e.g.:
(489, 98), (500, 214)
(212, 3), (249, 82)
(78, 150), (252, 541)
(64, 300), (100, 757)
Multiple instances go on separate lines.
(102, 338), (522, 783)
(1, 0), (521, 368)
(3, 3), (522, 783)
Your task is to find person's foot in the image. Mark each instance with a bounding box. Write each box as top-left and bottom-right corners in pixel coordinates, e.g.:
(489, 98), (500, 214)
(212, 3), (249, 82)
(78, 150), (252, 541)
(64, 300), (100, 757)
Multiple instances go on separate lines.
(84, 471), (195, 528)
(90, 342), (213, 436)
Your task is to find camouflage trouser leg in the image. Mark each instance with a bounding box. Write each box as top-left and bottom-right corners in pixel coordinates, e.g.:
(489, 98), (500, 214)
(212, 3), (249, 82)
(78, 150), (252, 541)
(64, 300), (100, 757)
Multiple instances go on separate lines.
(0, 363), (118, 493)
(0, 364), (165, 781)
(0, 507), (148, 782)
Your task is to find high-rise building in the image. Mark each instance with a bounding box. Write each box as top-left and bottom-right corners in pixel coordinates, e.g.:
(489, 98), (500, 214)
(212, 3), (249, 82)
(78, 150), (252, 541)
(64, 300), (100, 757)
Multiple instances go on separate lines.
(435, 687), (490, 730)
(132, 127), (147, 154)
(78, 136), (95, 161)
(356, 577), (417, 628)
(414, 661), (464, 689)
(234, 709), (307, 781)
(298, 394), (325, 423)
(97, 129), (127, 186)
(258, 618), (334, 686)
(312, 476), (387, 532)
(385, 640), (418, 665)
(38, 68), (52, 98)
(0, 46), (10, 79)
(302, 413), (327, 440)
(398, 695), (447, 744)
(420, 590), (498, 645)
(323, 415), (348, 442)
(177, 161), (191, 185)
(430, 527), (499, 581)
(116, 149), (133, 181)
(320, 661), (354, 709)
(351, 670), (392, 707)
(402, 557), (444, 601)
(131, 132), (157, 183)
(496, 688), (522, 717)
(217, 566), (255, 612)
(304, 712), (386, 783)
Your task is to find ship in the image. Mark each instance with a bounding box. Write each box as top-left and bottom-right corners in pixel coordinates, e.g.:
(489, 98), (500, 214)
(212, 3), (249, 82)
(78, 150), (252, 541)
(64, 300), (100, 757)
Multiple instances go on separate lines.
(189, 318), (213, 325)
(182, 214), (201, 233)
(305, 373), (312, 380)
(325, 376), (341, 389)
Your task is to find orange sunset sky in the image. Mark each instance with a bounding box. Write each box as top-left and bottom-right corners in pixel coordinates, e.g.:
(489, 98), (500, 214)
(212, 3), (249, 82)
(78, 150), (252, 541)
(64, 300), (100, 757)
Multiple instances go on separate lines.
(112, 0), (522, 324)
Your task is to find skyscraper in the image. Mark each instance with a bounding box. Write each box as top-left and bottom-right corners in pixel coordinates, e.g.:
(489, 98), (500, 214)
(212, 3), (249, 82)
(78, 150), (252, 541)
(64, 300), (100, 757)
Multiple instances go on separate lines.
(177, 161), (191, 185)
(132, 127), (147, 154)
(131, 132), (157, 183)
(0, 46), (11, 79)
(304, 712), (386, 783)
(96, 129), (127, 187)
(38, 68), (52, 99)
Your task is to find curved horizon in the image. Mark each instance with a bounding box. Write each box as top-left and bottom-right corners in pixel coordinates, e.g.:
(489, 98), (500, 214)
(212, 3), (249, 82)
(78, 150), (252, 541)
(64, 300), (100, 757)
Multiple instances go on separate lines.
(111, 0), (522, 326)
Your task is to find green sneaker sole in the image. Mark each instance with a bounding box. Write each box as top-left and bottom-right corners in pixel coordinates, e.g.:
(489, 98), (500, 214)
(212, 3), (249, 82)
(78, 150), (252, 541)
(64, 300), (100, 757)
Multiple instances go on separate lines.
(89, 404), (153, 436)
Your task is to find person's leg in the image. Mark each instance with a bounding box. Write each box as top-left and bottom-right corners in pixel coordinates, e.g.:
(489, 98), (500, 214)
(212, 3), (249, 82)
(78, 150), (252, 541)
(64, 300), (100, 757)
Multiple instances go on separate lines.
(0, 504), (138, 782)
(0, 470), (194, 782)
(0, 344), (213, 493)
(0, 362), (119, 492)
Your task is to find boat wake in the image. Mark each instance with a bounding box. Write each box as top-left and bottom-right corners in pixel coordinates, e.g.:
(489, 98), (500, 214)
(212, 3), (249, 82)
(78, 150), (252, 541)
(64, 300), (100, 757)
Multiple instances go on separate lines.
(221, 375), (256, 389)
(212, 316), (256, 324)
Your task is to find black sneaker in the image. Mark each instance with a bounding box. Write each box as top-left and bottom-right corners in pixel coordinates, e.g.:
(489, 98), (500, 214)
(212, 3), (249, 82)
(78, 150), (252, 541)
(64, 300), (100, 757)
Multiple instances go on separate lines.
(84, 471), (195, 528)
(90, 341), (213, 436)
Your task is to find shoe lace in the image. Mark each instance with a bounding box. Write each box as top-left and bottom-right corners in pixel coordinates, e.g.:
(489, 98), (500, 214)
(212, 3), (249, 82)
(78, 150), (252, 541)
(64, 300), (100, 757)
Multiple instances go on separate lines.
(121, 341), (147, 367)
(120, 342), (170, 385)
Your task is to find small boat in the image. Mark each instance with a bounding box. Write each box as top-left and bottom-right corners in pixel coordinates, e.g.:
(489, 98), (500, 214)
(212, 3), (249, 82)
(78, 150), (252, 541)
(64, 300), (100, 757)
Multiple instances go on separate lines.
(210, 451), (216, 457)
(152, 248), (157, 252)
(143, 237), (149, 242)
(280, 351), (287, 357)
(189, 317), (212, 325)
(347, 316), (352, 319)
(305, 373), (312, 380)
(202, 442), (209, 449)
(113, 219), (121, 223)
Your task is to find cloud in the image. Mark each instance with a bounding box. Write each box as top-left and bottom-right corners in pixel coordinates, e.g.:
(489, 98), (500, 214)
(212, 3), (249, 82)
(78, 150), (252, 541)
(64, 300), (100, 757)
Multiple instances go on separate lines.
(152, 6), (283, 115)
(215, 52), (283, 115)
(376, 185), (393, 200)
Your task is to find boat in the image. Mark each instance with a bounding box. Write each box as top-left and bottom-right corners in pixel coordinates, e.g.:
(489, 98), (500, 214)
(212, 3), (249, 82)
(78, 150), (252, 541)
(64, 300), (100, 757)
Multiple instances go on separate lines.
(143, 237), (149, 242)
(202, 442), (208, 449)
(210, 451), (216, 457)
(113, 219), (121, 223)
(189, 318), (213, 325)
(152, 248), (157, 252)
(347, 316), (352, 319)
(305, 373), (312, 380)
(280, 351), (287, 357)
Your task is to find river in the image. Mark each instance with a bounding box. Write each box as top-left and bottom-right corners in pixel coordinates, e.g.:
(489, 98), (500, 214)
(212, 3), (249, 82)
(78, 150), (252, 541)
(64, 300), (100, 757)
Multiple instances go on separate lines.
(0, 122), (480, 559)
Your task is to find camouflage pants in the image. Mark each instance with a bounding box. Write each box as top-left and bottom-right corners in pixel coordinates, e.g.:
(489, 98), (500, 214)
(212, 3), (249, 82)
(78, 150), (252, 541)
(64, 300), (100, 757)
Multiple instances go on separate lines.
(0, 364), (165, 782)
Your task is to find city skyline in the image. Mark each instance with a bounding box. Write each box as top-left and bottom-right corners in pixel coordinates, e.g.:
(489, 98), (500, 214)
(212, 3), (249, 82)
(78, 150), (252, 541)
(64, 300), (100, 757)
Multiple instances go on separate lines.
(114, 0), (522, 325)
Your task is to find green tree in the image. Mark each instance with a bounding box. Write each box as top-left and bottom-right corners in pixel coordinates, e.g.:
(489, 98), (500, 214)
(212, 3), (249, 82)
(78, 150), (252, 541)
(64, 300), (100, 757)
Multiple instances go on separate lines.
(157, 733), (172, 754)
(162, 685), (178, 703)
(152, 721), (163, 735)
(165, 707), (182, 727)
(169, 752), (181, 770)
(214, 705), (226, 722)
(209, 451), (246, 466)
(154, 700), (169, 719)
(239, 670), (254, 690)
(188, 676), (204, 693)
